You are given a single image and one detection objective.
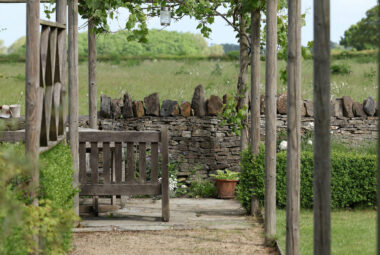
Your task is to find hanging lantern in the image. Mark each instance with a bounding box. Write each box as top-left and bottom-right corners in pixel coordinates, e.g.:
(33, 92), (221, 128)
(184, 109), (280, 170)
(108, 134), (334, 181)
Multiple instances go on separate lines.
(160, 6), (171, 26)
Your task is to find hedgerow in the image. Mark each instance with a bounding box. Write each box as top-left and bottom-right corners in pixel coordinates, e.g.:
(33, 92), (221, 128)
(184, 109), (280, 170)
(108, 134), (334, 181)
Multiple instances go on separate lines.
(237, 147), (377, 214)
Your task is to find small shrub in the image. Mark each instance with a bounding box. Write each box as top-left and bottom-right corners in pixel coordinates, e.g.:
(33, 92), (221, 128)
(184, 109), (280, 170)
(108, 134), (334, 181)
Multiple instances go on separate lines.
(187, 180), (217, 198)
(331, 63), (352, 75)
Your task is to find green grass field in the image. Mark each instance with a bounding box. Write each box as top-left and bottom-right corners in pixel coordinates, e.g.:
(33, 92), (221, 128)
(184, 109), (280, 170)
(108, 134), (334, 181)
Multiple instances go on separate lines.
(277, 209), (376, 255)
(0, 58), (377, 115)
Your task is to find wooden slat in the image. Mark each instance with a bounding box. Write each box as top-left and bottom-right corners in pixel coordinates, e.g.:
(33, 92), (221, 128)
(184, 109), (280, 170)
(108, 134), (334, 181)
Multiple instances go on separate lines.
(151, 142), (159, 183)
(90, 142), (98, 184)
(45, 28), (57, 86)
(103, 142), (111, 184)
(79, 131), (160, 143)
(0, 131), (25, 142)
(40, 26), (49, 87)
(40, 19), (66, 29)
(161, 127), (170, 222)
(79, 142), (86, 184)
(80, 184), (161, 196)
(49, 82), (60, 141)
(114, 142), (122, 183)
(139, 142), (146, 183)
(126, 142), (136, 183)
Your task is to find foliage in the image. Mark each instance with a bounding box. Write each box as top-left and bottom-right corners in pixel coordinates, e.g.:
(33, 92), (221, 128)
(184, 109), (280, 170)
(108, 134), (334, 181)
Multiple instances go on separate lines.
(0, 143), (78, 254)
(210, 169), (239, 181)
(340, 6), (379, 50)
(187, 180), (217, 198)
(237, 146), (377, 214)
(331, 63), (352, 75)
(219, 96), (247, 136)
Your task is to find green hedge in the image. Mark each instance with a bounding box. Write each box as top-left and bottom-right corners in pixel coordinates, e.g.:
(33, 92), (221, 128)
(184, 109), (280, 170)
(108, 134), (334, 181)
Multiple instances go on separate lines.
(0, 143), (77, 254)
(237, 147), (377, 214)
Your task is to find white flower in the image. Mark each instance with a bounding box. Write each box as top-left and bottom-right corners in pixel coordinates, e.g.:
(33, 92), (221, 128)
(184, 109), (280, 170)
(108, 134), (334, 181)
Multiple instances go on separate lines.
(307, 139), (313, 146)
(306, 122), (314, 130)
(181, 185), (187, 189)
(279, 140), (287, 151)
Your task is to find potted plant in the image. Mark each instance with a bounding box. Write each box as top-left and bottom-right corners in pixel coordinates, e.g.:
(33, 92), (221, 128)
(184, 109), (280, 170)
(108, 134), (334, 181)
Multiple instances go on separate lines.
(210, 169), (239, 199)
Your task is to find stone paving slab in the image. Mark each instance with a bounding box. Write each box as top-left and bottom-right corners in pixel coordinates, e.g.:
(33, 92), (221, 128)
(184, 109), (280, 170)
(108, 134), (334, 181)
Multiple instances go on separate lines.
(74, 198), (254, 232)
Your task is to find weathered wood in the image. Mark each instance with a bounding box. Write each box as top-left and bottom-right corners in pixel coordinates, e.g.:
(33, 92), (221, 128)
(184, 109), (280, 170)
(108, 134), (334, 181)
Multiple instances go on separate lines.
(68, 0), (80, 217)
(79, 131), (160, 143)
(0, 131), (25, 142)
(314, 0), (331, 254)
(40, 19), (66, 29)
(237, 15), (250, 150)
(39, 27), (50, 147)
(286, 0), (302, 254)
(79, 142), (86, 184)
(250, 9), (261, 156)
(126, 142), (136, 183)
(103, 142), (111, 184)
(114, 142), (122, 183)
(26, 1), (41, 253)
(49, 82), (60, 141)
(151, 142), (159, 183)
(161, 127), (170, 222)
(378, 2), (380, 253)
(56, 0), (67, 137)
(90, 142), (98, 184)
(80, 184), (161, 196)
(265, 0), (277, 241)
(88, 20), (97, 129)
(139, 142), (146, 183)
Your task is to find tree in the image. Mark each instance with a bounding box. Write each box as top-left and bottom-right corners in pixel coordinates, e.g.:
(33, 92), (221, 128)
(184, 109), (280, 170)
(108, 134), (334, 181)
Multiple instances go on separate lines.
(340, 5), (378, 50)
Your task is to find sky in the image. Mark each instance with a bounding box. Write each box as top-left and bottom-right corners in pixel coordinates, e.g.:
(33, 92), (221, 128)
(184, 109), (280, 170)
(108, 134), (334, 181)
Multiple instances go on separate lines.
(0, 0), (378, 48)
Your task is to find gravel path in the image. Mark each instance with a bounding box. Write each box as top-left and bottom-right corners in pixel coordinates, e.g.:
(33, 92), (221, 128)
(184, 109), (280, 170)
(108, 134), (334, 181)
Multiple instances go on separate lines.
(70, 228), (277, 255)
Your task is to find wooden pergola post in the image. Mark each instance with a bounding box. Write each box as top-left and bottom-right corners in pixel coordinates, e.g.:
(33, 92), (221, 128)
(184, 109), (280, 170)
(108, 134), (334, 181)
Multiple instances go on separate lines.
(26, 0), (41, 253)
(377, 1), (380, 254)
(250, 9), (261, 156)
(68, 0), (80, 216)
(88, 20), (97, 129)
(265, 0), (277, 242)
(313, 0), (331, 254)
(286, 0), (302, 253)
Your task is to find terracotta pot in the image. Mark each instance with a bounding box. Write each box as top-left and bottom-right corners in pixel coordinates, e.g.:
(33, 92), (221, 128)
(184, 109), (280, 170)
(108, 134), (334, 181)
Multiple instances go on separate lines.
(215, 179), (238, 199)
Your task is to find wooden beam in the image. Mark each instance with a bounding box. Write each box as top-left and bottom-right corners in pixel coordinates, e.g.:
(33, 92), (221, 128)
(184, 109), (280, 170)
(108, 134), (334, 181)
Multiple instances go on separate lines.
(264, 0), (277, 243)
(79, 131), (160, 143)
(80, 184), (161, 196)
(314, 0), (331, 254)
(40, 19), (66, 29)
(286, 0), (302, 253)
(68, 0), (80, 217)
(88, 20), (97, 129)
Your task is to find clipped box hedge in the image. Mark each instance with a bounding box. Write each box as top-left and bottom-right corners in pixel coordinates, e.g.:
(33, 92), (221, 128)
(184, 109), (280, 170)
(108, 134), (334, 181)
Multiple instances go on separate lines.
(237, 147), (377, 214)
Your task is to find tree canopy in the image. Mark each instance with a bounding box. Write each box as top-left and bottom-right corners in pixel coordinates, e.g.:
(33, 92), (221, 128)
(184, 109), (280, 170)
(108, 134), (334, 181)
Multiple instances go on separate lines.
(340, 5), (378, 50)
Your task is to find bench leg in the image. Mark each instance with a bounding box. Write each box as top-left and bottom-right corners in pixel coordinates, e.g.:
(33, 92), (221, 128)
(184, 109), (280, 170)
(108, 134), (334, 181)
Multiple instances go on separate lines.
(93, 196), (99, 216)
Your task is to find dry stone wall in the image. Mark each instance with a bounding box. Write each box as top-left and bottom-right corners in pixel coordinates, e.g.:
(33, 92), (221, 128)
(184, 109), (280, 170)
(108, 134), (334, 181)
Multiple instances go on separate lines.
(90, 86), (378, 182)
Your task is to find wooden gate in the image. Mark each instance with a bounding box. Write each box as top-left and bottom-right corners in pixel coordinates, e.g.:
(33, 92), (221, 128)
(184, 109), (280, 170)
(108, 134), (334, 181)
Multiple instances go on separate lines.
(78, 127), (170, 222)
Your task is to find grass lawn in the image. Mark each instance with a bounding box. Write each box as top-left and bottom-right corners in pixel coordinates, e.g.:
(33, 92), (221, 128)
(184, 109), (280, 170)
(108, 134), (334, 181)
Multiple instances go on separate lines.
(277, 209), (376, 254)
(0, 58), (377, 115)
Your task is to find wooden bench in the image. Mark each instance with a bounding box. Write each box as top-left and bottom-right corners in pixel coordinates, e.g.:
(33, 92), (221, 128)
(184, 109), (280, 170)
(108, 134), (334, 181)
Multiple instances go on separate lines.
(78, 127), (170, 222)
